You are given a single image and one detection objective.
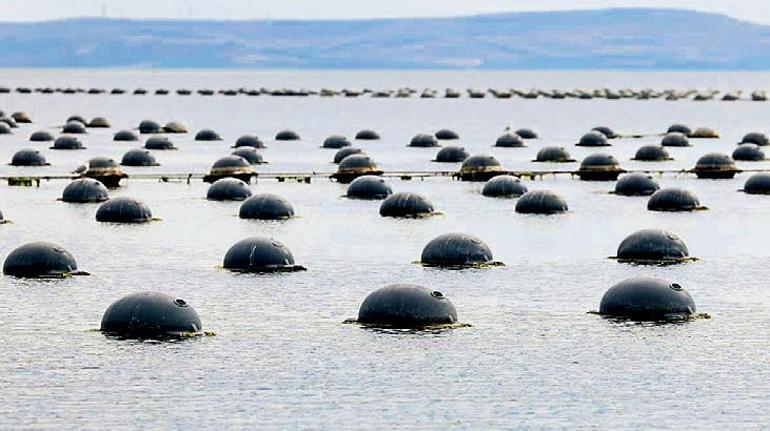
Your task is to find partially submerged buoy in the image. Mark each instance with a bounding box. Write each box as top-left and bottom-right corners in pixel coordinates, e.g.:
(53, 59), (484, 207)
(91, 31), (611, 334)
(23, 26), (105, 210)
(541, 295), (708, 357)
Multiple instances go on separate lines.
(690, 127), (720, 139)
(732, 144), (765, 161)
(61, 178), (109, 203)
(355, 130), (380, 140)
(591, 126), (619, 139)
(494, 132), (525, 148)
(667, 124), (692, 136)
(691, 152), (740, 179)
(433, 146), (469, 163)
(614, 173), (659, 196)
(233, 135), (265, 148)
(743, 173), (770, 194)
(575, 153), (625, 181)
(95, 197), (153, 223)
(333, 147), (363, 164)
(3, 242), (83, 278)
(206, 178), (252, 201)
(435, 129), (459, 140)
(202, 156), (254, 184)
(100, 291), (203, 339)
(83, 157), (128, 187)
(195, 129), (222, 141)
(232, 147), (266, 164)
(138, 120), (162, 134)
(275, 130), (300, 141)
(355, 284), (457, 327)
(409, 133), (440, 148)
(332, 154), (383, 183)
(534, 147), (575, 163)
(223, 237), (305, 272)
(62, 122), (87, 134)
(144, 136), (176, 150)
(576, 131), (610, 147)
(87, 117), (110, 128)
(163, 121), (188, 134)
(121, 149), (159, 166)
(661, 132), (690, 147)
(614, 229), (691, 263)
(29, 130), (54, 142)
(321, 135), (351, 149)
(346, 175), (393, 200)
(239, 193), (295, 220)
(420, 233), (500, 268)
(11, 149), (49, 166)
(515, 190), (568, 214)
(633, 145), (672, 161)
(380, 192), (435, 218)
(515, 128), (538, 139)
(457, 154), (504, 181)
(740, 132), (769, 146)
(51, 136), (85, 150)
(113, 130), (139, 142)
(647, 188), (705, 211)
(598, 277), (696, 321)
(482, 175), (527, 198)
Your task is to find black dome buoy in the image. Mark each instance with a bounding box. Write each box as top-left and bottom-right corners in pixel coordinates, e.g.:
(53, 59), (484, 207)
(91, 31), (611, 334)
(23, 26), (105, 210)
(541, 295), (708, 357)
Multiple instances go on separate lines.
(576, 131), (610, 147)
(113, 130), (139, 142)
(690, 127), (720, 139)
(346, 175), (393, 200)
(87, 117), (110, 128)
(615, 229), (690, 263)
(231, 147), (266, 164)
(3, 242), (81, 278)
(11, 149), (49, 166)
(195, 129), (222, 141)
(100, 291), (203, 338)
(332, 154), (383, 183)
(576, 153), (625, 181)
(121, 149), (159, 166)
(598, 277), (696, 321)
(633, 145), (672, 161)
(333, 147), (363, 164)
(95, 197), (153, 223)
(614, 173), (659, 196)
(0, 116), (18, 128)
(743, 173), (770, 194)
(534, 146), (575, 163)
(515, 190), (568, 214)
(0, 123), (11, 134)
(356, 284), (457, 327)
(740, 132), (770, 146)
(433, 146), (469, 163)
(233, 135), (266, 148)
(692, 152), (740, 179)
(138, 120), (162, 134)
(321, 135), (351, 149)
(61, 178), (109, 203)
(661, 132), (690, 147)
(420, 233), (499, 267)
(84, 157), (128, 187)
(409, 133), (440, 148)
(435, 129), (459, 140)
(206, 178), (252, 201)
(66, 115), (86, 124)
(647, 188), (704, 211)
(223, 237), (305, 272)
(591, 126), (619, 139)
(732, 144), (765, 161)
(163, 121), (188, 133)
(275, 130), (300, 141)
(29, 130), (54, 142)
(51, 136), (85, 150)
(11, 112), (32, 123)
(144, 136), (176, 150)
(62, 122), (87, 134)
(667, 124), (692, 136)
(355, 130), (380, 140)
(457, 154), (504, 181)
(515, 128), (538, 139)
(482, 175), (527, 198)
(380, 192), (435, 218)
(203, 155), (254, 184)
(239, 193), (295, 220)
(494, 132), (525, 148)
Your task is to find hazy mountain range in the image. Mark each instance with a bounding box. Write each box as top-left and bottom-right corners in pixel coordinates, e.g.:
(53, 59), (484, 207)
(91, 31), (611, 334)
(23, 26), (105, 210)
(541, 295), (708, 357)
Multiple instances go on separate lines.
(0, 8), (768, 69)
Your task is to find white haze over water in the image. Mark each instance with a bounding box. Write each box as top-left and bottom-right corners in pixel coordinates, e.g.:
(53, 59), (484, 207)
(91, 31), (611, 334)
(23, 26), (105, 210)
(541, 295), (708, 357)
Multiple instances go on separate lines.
(2, 0), (768, 24)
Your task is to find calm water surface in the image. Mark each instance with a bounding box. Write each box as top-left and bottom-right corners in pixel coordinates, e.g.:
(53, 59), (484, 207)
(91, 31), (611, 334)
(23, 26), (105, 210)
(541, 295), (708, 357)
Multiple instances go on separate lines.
(1, 70), (770, 429)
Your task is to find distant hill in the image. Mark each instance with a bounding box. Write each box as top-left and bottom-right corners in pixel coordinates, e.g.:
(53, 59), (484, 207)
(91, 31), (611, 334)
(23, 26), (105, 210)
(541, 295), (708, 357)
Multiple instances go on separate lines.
(1, 8), (769, 69)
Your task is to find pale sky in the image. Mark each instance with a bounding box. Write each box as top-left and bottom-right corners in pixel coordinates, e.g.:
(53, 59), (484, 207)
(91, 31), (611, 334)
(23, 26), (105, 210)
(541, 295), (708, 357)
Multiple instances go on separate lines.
(2, 0), (767, 24)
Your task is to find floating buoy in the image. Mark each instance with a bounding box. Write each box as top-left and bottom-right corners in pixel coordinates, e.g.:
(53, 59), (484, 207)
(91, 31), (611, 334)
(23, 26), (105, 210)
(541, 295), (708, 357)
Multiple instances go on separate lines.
(121, 149), (159, 167)
(575, 153), (625, 181)
(661, 132), (690, 147)
(494, 132), (525, 148)
(614, 229), (691, 263)
(743, 173), (770, 194)
(533, 146), (575, 163)
(332, 154), (383, 183)
(95, 197), (153, 223)
(62, 122), (87, 134)
(457, 154), (504, 181)
(11, 149), (49, 166)
(233, 135), (265, 148)
(591, 126), (619, 139)
(0, 123), (10, 134)
(690, 127), (720, 139)
(380, 192), (435, 218)
(29, 130), (54, 142)
(576, 131), (610, 147)
(420, 233), (500, 267)
(481, 175), (527, 198)
(11, 112), (32, 123)
(144, 136), (176, 150)
(435, 129), (459, 140)
(515, 190), (568, 214)
(632, 145), (672, 161)
(3, 242), (83, 278)
(206, 178), (252, 201)
(275, 130), (300, 141)
(138, 120), (162, 134)
(83, 157), (128, 187)
(100, 291), (203, 339)
(195, 129), (222, 141)
(333, 147), (363, 164)
(223, 237), (305, 272)
(647, 188), (705, 211)
(61, 178), (109, 203)
(87, 117), (110, 128)
(692, 152), (740, 179)
(409, 133), (440, 148)
(346, 175), (393, 200)
(732, 144), (765, 161)
(231, 147), (266, 164)
(666, 124), (692, 136)
(163, 121), (188, 133)
(614, 173), (659, 196)
(598, 277), (696, 321)
(113, 130), (139, 142)
(355, 130), (380, 140)
(355, 284), (457, 327)
(433, 146), (469, 163)
(515, 128), (538, 139)
(202, 156), (254, 183)
(321, 135), (351, 149)
(740, 132), (769, 146)
(239, 193), (295, 220)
